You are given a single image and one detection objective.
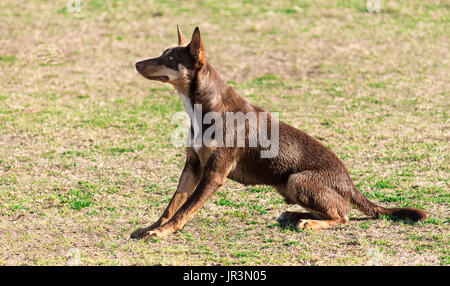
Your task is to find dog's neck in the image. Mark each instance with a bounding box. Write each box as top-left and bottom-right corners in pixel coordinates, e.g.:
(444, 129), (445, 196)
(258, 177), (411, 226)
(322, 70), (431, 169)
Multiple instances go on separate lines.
(181, 63), (229, 112)
(175, 62), (251, 121)
(174, 62), (253, 154)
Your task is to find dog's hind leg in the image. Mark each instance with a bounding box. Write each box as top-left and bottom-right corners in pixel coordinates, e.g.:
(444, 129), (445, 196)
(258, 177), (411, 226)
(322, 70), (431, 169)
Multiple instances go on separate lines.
(285, 171), (350, 230)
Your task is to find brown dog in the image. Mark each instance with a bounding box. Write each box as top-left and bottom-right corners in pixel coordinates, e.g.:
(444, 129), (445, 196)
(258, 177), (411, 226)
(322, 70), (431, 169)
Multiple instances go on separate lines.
(131, 26), (426, 239)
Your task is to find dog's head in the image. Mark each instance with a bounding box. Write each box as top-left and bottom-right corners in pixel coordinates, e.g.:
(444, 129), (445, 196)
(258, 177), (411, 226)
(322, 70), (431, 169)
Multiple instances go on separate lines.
(135, 26), (206, 91)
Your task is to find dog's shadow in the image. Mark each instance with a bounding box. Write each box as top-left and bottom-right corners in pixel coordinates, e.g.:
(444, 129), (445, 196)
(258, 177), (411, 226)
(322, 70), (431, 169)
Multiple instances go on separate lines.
(276, 212), (314, 230)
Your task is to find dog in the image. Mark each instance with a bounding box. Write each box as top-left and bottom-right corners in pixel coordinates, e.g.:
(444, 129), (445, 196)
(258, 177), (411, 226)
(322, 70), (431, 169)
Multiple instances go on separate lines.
(131, 26), (427, 239)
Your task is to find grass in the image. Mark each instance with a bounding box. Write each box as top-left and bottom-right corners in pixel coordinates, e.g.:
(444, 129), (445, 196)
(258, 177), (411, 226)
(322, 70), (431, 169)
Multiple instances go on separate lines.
(0, 0), (448, 265)
(0, 55), (19, 64)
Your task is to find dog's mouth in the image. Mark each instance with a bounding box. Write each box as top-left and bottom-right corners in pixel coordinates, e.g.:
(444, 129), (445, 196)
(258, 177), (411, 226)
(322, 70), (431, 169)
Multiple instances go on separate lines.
(135, 62), (170, 82)
(144, 75), (169, 82)
(137, 73), (169, 82)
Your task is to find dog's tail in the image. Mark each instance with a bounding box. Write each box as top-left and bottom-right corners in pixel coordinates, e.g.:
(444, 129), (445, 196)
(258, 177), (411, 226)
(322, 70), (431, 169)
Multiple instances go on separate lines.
(350, 186), (427, 221)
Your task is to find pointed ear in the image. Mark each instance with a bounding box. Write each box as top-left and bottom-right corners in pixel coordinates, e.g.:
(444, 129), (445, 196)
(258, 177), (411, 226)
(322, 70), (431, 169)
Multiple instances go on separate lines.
(188, 27), (206, 67)
(177, 25), (187, 46)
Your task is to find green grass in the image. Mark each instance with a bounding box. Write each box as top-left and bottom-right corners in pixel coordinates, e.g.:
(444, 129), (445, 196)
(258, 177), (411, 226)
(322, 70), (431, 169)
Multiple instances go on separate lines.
(0, 0), (448, 266)
(58, 181), (96, 210)
(0, 55), (19, 64)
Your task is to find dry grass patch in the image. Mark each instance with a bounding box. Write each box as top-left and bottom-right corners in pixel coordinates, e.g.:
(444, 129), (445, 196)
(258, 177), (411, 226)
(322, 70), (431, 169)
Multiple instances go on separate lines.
(0, 0), (448, 265)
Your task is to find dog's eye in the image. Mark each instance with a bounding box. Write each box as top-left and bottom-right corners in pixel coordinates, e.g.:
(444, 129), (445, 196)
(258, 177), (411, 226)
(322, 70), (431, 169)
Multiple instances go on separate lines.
(169, 56), (174, 62)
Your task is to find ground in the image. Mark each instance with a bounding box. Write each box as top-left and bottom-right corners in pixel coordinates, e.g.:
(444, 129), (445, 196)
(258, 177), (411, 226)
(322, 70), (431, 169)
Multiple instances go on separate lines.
(0, 0), (448, 265)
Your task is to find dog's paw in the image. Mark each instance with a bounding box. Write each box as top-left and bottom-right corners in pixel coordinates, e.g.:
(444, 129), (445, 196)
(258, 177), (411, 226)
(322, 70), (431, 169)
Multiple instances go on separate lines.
(297, 219), (312, 229)
(143, 230), (160, 239)
(130, 228), (150, 239)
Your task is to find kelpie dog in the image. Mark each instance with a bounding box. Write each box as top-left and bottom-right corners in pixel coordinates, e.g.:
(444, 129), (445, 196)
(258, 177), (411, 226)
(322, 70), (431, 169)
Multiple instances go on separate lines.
(131, 26), (426, 239)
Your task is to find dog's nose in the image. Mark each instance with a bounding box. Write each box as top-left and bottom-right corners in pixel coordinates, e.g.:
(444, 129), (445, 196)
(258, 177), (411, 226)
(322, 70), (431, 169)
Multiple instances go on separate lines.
(135, 61), (144, 71)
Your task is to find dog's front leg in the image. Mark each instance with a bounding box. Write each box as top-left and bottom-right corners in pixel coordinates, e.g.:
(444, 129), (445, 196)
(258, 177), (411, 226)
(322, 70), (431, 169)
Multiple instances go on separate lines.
(130, 149), (201, 239)
(142, 153), (231, 239)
